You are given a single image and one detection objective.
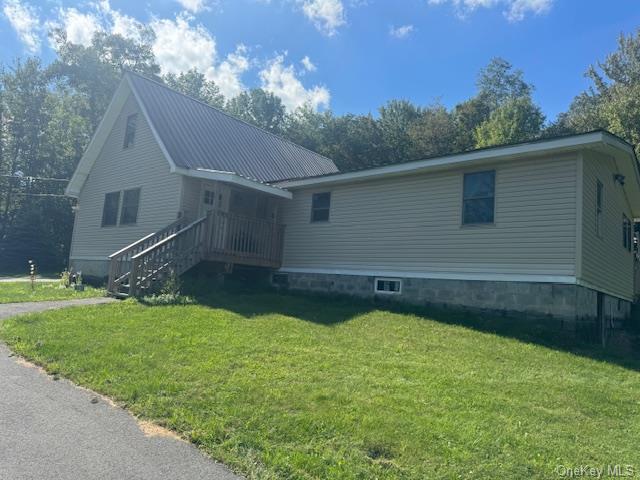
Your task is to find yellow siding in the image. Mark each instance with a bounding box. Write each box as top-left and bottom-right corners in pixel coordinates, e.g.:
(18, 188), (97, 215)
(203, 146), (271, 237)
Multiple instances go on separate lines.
(69, 94), (182, 260)
(281, 154), (578, 278)
(580, 151), (634, 299)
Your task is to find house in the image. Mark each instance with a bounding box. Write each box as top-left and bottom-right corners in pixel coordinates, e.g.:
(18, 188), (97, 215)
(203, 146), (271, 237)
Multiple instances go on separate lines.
(66, 72), (640, 330)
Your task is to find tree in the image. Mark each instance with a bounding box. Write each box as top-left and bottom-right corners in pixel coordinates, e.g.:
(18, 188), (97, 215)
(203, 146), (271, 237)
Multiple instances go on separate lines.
(408, 103), (458, 158)
(226, 89), (286, 133)
(474, 96), (545, 148)
(452, 93), (493, 151)
(321, 114), (386, 171)
(378, 100), (422, 163)
(552, 30), (640, 152)
(48, 30), (160, 129)
(164, 69), (225, 109)
(477, 57), (532, 109)
(0, 58), (75, 272)
(283, 104), (332, 154)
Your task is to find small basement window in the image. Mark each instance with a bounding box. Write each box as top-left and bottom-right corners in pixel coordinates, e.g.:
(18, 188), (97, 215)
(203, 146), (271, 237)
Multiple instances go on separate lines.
(375, 278), (402, 294)
(311, 192), (331, 222)
(120, 188), (141, 225)
(101, 191), (120, 227)
(272, 273), (289, 286)
(123, 113), (138, 148)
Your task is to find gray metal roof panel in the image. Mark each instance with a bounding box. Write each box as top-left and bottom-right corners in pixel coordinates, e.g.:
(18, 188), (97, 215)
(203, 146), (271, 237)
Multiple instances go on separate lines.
(126, 72), (339, 183)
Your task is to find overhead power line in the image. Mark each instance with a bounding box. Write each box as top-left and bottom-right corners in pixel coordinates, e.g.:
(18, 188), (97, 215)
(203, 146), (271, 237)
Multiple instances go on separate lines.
(0, 175), (70, 182)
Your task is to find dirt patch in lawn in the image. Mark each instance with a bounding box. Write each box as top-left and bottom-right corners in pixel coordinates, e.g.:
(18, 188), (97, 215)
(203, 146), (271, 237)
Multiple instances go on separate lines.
(137, 420), (184, 441)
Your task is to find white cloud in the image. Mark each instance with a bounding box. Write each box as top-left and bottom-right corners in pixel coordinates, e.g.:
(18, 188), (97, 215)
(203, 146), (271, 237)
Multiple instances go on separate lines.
(505, 0), (552, 21)
(427, 0), (553, 22)
(300, 0), (345, 36)
(151, 14), (215, 74)
(389, 24), (414, 39)
(98, 1), (144, 41)
(53, 7), (102, 46)
(176, 0), (209, 14)
(206, 45), (250, 98)
(151, 14), (249, 98)
(259, 55), (330, 111)
(2, 0), (41, 53)
(301, 55), (316, 72)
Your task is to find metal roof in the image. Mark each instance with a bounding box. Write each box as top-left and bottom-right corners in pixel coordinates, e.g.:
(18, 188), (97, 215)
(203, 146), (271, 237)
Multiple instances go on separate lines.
(126, 72), (339, 183)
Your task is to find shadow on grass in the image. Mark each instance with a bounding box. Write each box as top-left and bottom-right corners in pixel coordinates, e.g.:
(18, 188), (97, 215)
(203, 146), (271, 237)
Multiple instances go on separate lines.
(178, 271), (640, 372)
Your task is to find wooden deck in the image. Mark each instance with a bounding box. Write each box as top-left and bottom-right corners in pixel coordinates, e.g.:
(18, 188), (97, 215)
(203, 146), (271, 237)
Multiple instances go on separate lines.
(107, 210), (285, 296)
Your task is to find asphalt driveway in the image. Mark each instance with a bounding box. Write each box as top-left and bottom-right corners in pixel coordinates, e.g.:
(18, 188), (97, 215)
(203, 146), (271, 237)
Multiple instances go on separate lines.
(0, 299), (241, 480)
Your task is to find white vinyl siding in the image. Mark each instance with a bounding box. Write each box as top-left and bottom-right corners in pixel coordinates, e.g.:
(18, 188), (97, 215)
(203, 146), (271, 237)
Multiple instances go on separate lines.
(69, 94), (182, 260)
(281, 154), (578, 278)
(580, 151), (634, 300)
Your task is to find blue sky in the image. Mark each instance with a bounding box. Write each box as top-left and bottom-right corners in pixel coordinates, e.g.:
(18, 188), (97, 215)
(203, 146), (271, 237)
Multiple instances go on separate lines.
(1, 0), (640, 122)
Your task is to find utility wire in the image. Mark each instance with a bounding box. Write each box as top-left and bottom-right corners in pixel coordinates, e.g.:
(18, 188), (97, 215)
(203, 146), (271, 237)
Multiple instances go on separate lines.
(0, 175), (70, 182)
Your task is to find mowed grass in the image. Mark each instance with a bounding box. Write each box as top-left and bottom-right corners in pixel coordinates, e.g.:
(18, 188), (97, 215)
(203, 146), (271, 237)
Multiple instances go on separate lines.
(1, 291), (639, 479)
(0, 281), (104, 303)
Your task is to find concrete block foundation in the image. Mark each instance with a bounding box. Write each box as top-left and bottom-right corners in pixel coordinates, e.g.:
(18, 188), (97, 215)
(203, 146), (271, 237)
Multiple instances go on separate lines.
(273, 271), (631, 333)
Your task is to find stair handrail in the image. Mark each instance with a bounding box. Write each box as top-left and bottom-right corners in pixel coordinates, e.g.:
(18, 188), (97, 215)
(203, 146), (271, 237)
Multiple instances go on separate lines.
(128, 215), (208, 296)
(108, 218), (184, 260)
(130, 216), (207, 261)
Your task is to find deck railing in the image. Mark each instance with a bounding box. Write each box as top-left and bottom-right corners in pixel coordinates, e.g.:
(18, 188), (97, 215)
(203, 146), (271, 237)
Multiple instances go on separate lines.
(107, 210), (285, 296)
(129, 216), (208, 296)
(205, 210), (285, 268)
(107, 218), (184, 294)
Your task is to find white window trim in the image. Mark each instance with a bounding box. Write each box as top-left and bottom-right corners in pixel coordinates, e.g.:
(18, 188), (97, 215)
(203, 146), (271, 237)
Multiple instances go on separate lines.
(374, 277), (402, 295)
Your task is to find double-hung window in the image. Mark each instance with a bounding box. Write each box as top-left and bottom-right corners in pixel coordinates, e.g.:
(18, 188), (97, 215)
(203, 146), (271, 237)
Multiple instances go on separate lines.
(311, 192), (331, 222)
(101, 191), (121, 227)
(120, 188), (141, 225)
(462, 171), (495, 225)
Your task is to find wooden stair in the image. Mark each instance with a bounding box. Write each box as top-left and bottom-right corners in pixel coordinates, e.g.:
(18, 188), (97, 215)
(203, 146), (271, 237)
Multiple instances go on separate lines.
(107, 210), (285, 297)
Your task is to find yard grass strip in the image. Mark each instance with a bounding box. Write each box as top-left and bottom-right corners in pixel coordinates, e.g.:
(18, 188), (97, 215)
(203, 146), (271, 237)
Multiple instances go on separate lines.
(1, 291), (638, 479)
(0, 281), (104, 303)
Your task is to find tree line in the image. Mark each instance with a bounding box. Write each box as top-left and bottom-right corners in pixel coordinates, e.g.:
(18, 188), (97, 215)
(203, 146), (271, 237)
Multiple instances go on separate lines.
(1, 29), (640, 273)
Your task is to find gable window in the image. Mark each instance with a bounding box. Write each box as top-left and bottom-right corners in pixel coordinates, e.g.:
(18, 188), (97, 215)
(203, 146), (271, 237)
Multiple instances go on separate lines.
(101, 191), (120, 227)
(596, 180), (604, 237)
(311, 192), (331, 222)
(123, 113), (138, 148)
(462, 171), (495, 225)
(623, 214), (632, 252)
(120, 188), (141, 225)
(375, 278), (402, 294)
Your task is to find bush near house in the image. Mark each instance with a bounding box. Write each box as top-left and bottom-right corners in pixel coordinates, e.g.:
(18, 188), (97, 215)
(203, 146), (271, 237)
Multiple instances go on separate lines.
(0, 289), (638, 479)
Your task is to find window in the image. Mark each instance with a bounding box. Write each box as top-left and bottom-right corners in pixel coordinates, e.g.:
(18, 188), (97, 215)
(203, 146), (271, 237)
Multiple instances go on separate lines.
(120, 188), (141, 225)
(623, 214), (632, 252)
(123, 113), (138, 148)
(462, 171), (495, 225)
(311, 192), (331, 222)
(203, 190), (215, 206)
(101, 191), (120, 227)
(375, 278), (402, 294)
(596, 180), (604, 236)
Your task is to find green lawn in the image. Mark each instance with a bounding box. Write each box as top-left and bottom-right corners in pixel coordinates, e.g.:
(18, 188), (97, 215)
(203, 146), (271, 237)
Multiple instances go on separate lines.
(0, 281), (104, 303)
(0, 290), (638, 479)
